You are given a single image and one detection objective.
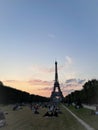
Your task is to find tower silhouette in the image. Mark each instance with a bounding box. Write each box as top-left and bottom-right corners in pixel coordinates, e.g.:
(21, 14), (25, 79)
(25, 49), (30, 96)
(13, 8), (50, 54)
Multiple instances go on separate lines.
(50, 61), (64, 102)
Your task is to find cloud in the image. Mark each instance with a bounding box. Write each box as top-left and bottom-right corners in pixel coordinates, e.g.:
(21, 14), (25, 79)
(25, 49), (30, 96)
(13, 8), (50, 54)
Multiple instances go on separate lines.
(29, 64), (55, 81)
(63, 56), (73, 70)
(60, 78), (86, 96)
(65, 78), (86, 85)
(28, 79), (53, 86)
(30, 64), (54, 73)
(78, 79), (86, 84)
(65, 56), (72, 65)
(38, 87), (52, 91)
(65, 79), (77, 84)
(4, 80), (18, 83)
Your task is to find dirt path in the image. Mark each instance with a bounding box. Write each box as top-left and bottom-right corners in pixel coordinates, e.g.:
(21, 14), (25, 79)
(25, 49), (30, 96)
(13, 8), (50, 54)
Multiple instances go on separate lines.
(62, 104), (95, 130)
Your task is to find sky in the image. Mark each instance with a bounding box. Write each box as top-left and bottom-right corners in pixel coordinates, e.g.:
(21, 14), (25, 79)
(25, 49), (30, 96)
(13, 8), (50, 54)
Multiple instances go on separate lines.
(0, 0), (98, 97)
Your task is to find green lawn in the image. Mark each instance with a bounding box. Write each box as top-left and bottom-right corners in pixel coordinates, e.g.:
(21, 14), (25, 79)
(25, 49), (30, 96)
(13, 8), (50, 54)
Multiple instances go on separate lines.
(66, 104), (98, 130)
(0, 104), (87, 130)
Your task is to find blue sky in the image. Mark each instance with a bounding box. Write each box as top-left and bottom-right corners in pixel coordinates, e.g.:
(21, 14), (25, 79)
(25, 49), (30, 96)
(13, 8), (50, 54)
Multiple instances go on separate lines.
(0, 0), (98, 97)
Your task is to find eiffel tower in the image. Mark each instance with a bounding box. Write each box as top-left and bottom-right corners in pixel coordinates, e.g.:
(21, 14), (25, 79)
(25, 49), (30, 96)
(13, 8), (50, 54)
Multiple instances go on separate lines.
(50, 61), (64, 102)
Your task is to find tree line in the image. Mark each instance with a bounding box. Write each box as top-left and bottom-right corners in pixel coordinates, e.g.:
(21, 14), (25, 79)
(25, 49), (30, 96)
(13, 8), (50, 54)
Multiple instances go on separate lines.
(0, 81), (49, 104)
(65, 79), (98, 105)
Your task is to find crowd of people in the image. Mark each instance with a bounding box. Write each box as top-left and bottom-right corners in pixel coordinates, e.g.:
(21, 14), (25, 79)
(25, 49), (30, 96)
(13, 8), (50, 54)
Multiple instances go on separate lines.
(30, 102), (62, 117)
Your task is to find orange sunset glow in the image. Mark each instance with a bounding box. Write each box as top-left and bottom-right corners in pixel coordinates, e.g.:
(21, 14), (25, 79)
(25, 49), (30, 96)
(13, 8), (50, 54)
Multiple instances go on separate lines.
(3, 79), (53, 97)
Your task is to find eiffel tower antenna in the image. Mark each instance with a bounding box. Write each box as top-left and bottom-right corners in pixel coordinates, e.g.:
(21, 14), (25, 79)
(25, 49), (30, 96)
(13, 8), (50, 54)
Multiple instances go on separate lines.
(50, 61), (64, 102)
(54, 58), (57, 80)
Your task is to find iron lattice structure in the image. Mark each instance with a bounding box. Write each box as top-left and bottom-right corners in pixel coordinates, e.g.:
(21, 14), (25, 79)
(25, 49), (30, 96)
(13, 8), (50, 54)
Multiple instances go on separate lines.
(50, 61), (64, 102)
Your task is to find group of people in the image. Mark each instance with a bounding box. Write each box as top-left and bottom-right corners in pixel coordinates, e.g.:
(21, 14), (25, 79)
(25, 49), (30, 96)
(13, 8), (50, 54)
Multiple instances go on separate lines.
(30, 103), (40, 114)
(43, 104), (59, 117)
(30, 102), (62, 117)
(0, 110), (6, 127)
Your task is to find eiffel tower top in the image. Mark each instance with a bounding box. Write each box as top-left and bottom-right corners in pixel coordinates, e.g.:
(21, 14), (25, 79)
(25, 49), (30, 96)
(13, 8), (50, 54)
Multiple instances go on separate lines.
(55, 61), (58, 82)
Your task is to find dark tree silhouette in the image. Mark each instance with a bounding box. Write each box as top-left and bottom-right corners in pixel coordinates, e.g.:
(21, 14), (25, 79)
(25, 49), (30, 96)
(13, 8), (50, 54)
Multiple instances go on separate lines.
(65, 79), (98, 105)
(0, 81), (49, 104)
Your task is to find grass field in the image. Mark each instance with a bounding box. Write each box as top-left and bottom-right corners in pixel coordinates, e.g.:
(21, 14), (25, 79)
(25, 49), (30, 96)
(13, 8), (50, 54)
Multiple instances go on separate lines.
(66, 105), (98, 130)
(0, 104), (87, 130)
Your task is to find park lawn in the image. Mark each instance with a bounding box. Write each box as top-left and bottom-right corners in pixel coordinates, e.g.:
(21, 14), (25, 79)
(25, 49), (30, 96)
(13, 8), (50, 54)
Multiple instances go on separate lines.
(0, 104), (87, 130)
(67, 105), (98, 130)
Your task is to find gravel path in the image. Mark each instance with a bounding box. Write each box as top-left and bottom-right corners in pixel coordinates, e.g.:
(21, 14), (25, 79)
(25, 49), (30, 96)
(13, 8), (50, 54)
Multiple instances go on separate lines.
(62, 104), (95, 130)
(83, 104), (96, 111)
